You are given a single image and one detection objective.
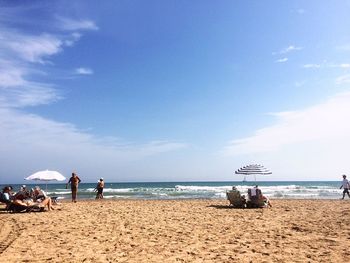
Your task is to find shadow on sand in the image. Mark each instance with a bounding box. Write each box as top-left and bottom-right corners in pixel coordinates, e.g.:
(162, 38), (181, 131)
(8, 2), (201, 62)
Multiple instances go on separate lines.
(207, 204), (243, 210)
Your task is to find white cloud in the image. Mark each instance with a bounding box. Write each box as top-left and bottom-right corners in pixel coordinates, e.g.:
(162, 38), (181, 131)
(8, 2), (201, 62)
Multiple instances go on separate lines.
(333, 63), (350, 68)
(0, 84), (61, 108)
(3, 32), (63, 63)
(221, 92), (350, 180)
(0, 62), (27, 87)
(75, 67), (94, 75)
(335, 74), (350, 85)
(0, 30), (63, 106)
(0, 16), (188, 183)
(276, 58), (288, 63)
(0, 107), (187, 182)
(303, 62), (350, 69)
(223, 92), (350, 156)
(57, 17), (99, 31)
(303, 64), (321, 68)
(273, 45), (303, 55)
(64, 33), (82, 46)
(0, 16), (98, 106)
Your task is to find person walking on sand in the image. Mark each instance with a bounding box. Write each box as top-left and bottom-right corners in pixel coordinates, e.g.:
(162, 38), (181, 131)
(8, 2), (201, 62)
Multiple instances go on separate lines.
(95, 178), (104, 199)
(340, 174), (350, 199)
(66, 172), (81, 202)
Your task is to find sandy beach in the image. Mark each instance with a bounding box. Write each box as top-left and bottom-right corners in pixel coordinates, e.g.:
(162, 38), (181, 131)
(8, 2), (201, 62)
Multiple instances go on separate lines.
(0, 199), (349, 262)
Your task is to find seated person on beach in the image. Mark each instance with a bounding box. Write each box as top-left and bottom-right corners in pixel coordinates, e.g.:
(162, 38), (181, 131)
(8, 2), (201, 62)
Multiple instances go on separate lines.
(227, 186), (246, 207)
(1, 187), (32, 211)
(229, 186), (240, 194)
(32, 186), (54, 211)
(247, 185), (265, 208)
(249, 185), (262, 199)
(226, 186), (241, 198)
(1, 186), (13, 205)
(14, 185), (31, 200)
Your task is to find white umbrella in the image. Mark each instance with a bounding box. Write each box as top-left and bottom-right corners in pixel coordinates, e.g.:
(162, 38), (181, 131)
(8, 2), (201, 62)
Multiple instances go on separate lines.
(25, 170), (66, 190)
(235, 164), (272, 182)
(25, 170), (66, 181)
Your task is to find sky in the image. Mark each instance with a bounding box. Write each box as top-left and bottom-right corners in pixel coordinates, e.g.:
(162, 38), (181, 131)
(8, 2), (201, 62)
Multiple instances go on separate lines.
(1, 0), (350, 183)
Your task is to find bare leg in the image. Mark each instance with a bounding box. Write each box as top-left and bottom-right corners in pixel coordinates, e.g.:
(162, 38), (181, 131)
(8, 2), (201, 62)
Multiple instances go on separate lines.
(72, 188), (77, 202)
(39, 198), (53, 211)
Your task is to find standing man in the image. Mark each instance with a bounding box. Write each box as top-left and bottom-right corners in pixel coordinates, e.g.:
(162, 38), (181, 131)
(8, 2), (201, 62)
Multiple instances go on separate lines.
(340, 174), (350, 199)
(95, 178), (105, 199)
(66, 172), (81, 202)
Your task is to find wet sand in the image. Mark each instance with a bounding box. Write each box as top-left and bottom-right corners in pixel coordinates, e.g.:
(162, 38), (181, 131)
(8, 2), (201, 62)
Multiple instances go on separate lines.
(0, 199), (349, 262)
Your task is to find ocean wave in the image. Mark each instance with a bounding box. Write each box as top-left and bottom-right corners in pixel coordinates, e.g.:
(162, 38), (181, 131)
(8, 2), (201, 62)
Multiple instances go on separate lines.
(10, 181), (341, 200)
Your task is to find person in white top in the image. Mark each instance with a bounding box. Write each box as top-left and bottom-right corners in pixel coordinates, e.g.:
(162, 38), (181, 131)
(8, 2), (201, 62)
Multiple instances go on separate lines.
(340, 174), (350, 199)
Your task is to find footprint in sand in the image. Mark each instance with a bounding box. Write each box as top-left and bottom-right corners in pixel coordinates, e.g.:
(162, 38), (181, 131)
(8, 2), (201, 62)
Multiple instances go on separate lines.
(0, 218), (22, 254)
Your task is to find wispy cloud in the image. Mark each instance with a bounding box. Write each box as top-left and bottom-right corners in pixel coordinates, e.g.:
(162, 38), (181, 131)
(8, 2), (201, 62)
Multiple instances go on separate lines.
(56, 17), (99, 31)
(275, 58), (288, 63)
(223, 92), (350, 155)
(333, 63), (350, 68)
(0, 12), (187, 183)
(64, 33), (82, 47)
(0, 61), (27, 87)
(335, 74), (350, 85)
(1, 31), (63, 64)
(0, 14), (99, 107)
(303, 62), (350, 69)
(273, 45), (303, 55)
(0, 84), (60, 108)
(303, 64), (321, 68)
(0, 107), (187, 181)
(75, 67), (94, 75)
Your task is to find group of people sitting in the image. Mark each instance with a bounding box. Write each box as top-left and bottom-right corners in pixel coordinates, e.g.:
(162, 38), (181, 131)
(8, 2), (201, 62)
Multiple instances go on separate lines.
(226, 185), (272, 208)
(0, 185), (54, 212)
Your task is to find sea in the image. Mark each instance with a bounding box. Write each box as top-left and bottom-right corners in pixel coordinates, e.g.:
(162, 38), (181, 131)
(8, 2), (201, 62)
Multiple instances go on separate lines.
(1, 181), (343, 201)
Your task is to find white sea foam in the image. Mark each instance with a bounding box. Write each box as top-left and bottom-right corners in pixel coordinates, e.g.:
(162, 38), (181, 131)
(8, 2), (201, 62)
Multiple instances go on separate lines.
(27, 181), (341, 200)
(175, 185), (232, 192)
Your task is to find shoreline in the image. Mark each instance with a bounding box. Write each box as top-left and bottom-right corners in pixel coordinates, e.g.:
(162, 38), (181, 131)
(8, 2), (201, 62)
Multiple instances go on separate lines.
(58, 195), (350, 203)
(1, 181), (344, 200)
(1, 199), (349, 262)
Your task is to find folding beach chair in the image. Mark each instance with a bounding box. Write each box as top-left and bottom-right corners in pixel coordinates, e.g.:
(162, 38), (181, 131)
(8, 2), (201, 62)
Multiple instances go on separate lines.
(226, 190), (245, 208)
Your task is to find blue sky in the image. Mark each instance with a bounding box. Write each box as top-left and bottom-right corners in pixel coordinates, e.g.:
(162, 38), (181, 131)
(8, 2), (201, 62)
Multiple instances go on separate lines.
(1, 1), (350, 183)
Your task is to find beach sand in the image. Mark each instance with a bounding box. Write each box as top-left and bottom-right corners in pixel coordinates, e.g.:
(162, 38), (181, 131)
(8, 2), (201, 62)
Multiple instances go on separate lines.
(0, 199), (349, 262)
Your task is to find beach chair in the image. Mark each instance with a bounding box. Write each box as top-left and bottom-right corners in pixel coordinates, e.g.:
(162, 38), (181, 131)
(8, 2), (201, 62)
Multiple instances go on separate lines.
(226, 190), (245, 208)
(247, 188), (265, 208)
(6, 202), (44, 213)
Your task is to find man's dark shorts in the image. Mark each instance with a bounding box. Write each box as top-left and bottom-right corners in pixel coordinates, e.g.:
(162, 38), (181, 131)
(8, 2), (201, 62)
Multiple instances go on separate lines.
(343, 188), (349, 194)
